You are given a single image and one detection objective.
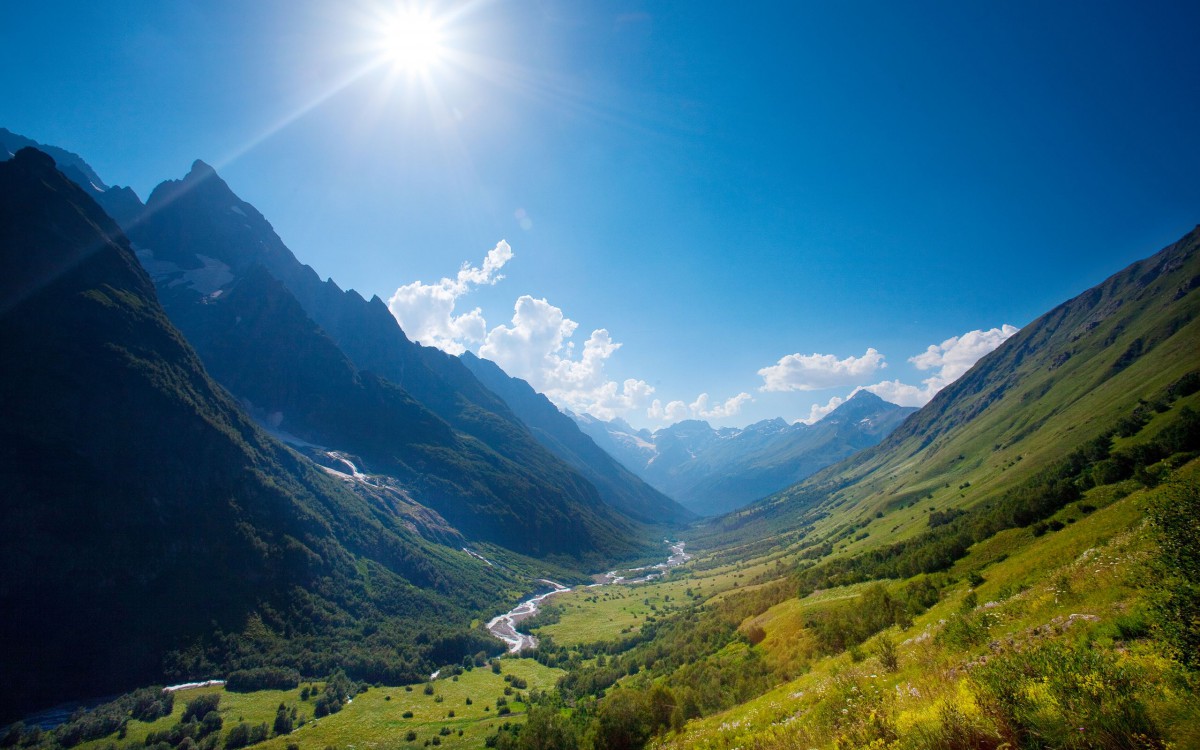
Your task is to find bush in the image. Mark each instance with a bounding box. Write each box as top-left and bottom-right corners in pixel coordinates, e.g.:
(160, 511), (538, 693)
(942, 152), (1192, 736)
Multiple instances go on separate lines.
(874, 634), (899, 672)
(183, 694), (221, 723)
(972, 641), (1164, 748)
(130, 689), (175, 722)
(226, 667), (301, 693)
(1146, 479), (1200, 670)
(223, 724), (250, 750)
(273, 704), (295, 736)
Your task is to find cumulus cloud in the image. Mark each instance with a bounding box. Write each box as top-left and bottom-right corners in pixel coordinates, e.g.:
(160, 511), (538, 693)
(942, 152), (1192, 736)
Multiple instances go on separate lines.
(910, 325), (1020, 382)
(690, 392), (753, 419)
(862, 324), (1019, 407)
(797, 394), (847, 424)
(387, 241), (513, 355)
(644, 392), (752, 424)
(479, 295), (655, 421)
(388, 244), (757, 425)
(648, 399), (689, 423)
(758, 348), (886, 392)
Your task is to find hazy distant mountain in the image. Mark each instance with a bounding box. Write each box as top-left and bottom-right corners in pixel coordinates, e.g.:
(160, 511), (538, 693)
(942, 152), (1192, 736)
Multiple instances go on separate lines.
(126, 159), (653, 564)
(574, 391), (916, 516)
(0, 127), (144, 227)
(0, 149), (519, 720)
(459, 352), (694, 526)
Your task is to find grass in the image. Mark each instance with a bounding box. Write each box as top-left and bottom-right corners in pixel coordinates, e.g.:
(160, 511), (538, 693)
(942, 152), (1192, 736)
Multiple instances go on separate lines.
(648, 464), (1200, 749)
(76, 659), (563, 750)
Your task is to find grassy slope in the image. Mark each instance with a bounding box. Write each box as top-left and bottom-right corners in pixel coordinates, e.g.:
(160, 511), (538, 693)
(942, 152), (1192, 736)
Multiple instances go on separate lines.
(657, 461), (1200, 749)
(75, 659), (563, 750)
(695, 227), (1200, 565)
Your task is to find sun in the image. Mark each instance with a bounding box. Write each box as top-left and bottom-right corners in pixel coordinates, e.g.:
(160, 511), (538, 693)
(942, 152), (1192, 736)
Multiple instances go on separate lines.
(379, 9), (445, 72)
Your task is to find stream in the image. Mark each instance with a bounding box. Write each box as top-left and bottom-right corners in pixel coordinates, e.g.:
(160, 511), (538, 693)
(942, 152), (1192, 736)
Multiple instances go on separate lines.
(486, 541), (691, 653)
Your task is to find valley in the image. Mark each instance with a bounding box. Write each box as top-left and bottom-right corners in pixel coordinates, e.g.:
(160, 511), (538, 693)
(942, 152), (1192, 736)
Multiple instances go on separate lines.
(3, 131), (1199, 750)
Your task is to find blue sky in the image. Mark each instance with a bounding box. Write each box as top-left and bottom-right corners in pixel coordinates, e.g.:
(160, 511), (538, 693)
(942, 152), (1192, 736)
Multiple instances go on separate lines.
(4, 1), (1199, 428)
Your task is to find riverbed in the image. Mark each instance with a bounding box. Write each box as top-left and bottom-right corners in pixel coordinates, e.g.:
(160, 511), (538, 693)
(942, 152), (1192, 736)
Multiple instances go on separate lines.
(486, 541), (691, 653)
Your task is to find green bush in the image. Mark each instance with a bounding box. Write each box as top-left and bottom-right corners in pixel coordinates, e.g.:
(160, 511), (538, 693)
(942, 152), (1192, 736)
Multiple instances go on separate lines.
(226, 667), (301, 693)
(1146, 479), (1200, 670)
(971, 641), (1164, 749)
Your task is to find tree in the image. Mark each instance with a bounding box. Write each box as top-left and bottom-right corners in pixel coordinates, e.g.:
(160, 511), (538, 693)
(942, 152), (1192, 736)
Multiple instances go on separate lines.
(595, 689), (650, 750)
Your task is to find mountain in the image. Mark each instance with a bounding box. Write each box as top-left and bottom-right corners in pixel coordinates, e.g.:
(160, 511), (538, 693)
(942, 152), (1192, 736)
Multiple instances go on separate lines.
(125, 159), (652, 564)
(0, 149), (525, 721)
(499, 228), (1200, 750)
(704, 224), (1200, 549)
(0, 128), (144, 227)
(458, 352), (694, 525)
(575, 391), (916, 516)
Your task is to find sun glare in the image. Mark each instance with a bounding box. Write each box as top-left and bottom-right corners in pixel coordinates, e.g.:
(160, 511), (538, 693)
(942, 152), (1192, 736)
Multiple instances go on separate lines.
(380, 10), (445, 72)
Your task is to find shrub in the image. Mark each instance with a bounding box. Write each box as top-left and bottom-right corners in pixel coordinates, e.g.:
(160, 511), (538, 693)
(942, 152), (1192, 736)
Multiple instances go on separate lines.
(182, 694), (221, 723)
(1146, 479), (1200, 670)
(874, 634), (899, 672)
(972, 641), (1163, 748)
(226, 667), (301, 693)
(223, 724), (249, 750)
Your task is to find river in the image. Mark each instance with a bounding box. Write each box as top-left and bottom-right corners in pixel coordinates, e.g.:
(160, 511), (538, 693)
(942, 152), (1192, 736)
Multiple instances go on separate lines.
(486, 541), (691, 653)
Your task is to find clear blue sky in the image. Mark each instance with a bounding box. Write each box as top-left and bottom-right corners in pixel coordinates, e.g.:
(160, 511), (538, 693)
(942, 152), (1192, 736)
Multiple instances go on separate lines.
(4, 1), (1198, 427)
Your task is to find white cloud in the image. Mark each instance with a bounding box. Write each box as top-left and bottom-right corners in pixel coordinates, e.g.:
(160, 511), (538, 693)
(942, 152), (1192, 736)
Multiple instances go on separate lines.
(758, 348), (886, 392)
(861, 324), (1019, 407)
(861, 379), (932, 408)
(387, 244), (756, 425)
(386, 241), (513, 355)
(479, 295), (655, 421)
(910, 325), (1020, 382)
(797, 394), (847, 424)
(648, 399), (689, 423)
(690, 392), (753, 419)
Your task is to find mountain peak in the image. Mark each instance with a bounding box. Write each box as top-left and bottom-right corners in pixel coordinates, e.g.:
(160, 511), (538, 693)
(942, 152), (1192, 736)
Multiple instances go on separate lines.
(10, 146), (56, 172)
(847, 389), (885, 405)
(188, 159), (217, 178)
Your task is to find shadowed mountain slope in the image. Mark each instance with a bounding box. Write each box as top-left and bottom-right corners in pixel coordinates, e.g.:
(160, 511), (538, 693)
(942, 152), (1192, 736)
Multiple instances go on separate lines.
(459, 351), (694, 526)
(0, 149), (521, 720)
(127, 160), (652, 564)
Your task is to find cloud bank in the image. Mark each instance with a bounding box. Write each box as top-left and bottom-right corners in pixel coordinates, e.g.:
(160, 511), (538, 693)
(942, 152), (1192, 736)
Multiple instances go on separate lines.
(387, 241), (513, 355)
(479, 295), (657, 421)
(387, 242), (754, 426)
(862, 324), (1019, 407)
(758, 348), (886, 392)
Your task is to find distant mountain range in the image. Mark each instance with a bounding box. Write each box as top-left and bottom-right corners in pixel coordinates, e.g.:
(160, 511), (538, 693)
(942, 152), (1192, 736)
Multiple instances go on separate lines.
(572, 391), (916, 516)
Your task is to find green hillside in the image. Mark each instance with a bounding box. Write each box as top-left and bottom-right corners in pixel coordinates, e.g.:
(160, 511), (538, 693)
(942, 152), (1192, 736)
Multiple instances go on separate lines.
(698, 225), (1200, 559)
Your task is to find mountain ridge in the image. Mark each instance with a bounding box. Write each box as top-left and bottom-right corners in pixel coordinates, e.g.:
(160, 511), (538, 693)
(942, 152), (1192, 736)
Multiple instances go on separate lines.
(575, 390), (916, 516)
(701, 224), (1200, 550)
(126, 155), (656, 564)
(459, 351), (694, 526)
(0, 148), (521, 720)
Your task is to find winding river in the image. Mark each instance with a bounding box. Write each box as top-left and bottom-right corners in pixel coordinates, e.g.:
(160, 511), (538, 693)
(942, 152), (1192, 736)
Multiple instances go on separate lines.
(486, 541), (691, 653)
